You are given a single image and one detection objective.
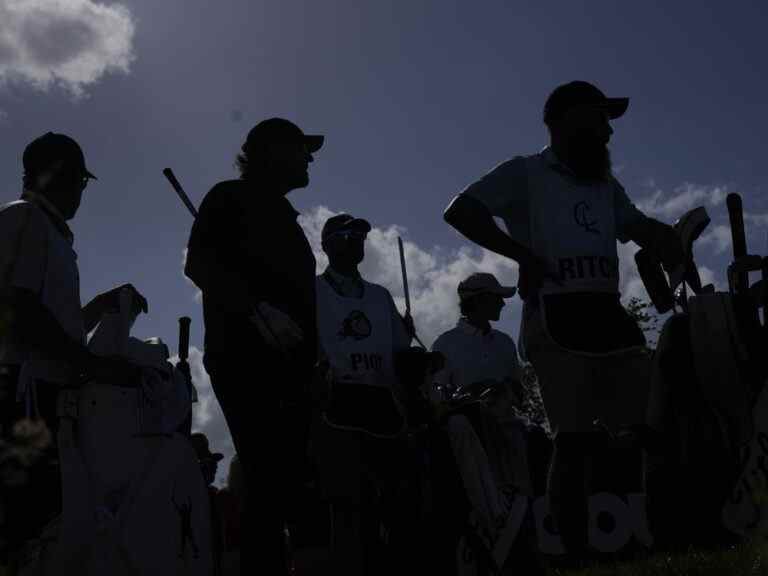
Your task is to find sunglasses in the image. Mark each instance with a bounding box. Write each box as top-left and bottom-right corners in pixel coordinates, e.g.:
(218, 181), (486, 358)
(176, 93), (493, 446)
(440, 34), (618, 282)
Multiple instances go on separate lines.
(328, 230), (367, 241)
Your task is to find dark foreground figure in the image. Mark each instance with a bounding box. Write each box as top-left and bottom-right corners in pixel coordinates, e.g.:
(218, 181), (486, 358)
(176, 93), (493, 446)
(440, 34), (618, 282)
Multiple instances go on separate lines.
(185, 118), (323, 575)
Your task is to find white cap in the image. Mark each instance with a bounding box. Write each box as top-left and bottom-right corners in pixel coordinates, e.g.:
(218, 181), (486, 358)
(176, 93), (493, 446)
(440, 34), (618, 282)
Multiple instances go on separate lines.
(458, 273), (517, 300)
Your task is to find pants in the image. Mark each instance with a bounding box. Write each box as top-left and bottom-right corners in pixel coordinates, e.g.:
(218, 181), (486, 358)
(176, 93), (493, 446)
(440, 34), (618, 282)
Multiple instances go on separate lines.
(204, 348), (312, 576)
(1, 368), (61, 567)
(311, 417), (422, 576)
(522, 304), (651, 556)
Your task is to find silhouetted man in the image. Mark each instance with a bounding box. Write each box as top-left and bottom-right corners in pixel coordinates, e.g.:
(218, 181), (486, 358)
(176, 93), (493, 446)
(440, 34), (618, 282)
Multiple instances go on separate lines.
(0, 132), (143, 571)
(431, 273), (531, 496)
(443, 81), (684, 561)
(312, 213), (416, 576)
(184, 118), (323, 575)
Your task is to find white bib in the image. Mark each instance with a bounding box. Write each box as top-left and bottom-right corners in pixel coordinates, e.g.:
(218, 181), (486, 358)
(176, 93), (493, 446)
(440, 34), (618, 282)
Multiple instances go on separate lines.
(525, 157), (620, 297)
(316, 276), (396, 388)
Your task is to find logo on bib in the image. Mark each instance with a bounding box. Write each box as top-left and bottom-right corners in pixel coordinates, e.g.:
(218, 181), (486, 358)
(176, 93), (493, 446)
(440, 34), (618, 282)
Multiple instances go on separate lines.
(574, 201), (600, 235)
(338, 310), (373, 341)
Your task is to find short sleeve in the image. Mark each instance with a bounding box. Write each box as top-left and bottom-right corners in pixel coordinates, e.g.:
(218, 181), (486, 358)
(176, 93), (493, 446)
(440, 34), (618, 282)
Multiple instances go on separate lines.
(461, 156), (530, 245)
(612, 179), (645, 244)
(0, 203), (48, 295)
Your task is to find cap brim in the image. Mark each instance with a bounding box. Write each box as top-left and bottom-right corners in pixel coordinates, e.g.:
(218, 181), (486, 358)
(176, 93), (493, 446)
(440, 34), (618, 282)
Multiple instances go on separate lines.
(347, 218), (371, 234)
(305, 134), (324, 153)
(212, 453), (224, 462)
(492, 286), (518, 298)
(600, 97), (629, 119)
(85, 169), (98, 181)
(459, 285), (517, 299)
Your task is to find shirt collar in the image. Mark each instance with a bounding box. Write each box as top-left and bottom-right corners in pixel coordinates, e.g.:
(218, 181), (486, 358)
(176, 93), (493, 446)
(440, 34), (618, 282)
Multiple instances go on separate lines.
(540, 145), (611, 182)
(20, 190), (74, 245)
(457, 317), (493, 338)
(324, 267), (363, 295)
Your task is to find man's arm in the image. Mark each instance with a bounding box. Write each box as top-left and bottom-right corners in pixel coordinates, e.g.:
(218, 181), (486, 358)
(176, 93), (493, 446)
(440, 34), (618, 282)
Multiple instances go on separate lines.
(3, 287), (91, 371)
(444, 195), (535, 265)
(622, 215), (684, 273)
(184, 188), (254, 312)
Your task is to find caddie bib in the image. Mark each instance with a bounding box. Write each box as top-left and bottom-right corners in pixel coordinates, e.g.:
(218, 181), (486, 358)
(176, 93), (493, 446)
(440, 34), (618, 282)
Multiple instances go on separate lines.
(316, 276), (405, 437)
(525, 156), (620, 298)
(317, 276), (398, 387)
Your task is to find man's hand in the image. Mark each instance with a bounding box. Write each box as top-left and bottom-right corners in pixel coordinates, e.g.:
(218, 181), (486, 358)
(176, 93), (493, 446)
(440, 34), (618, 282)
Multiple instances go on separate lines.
(656, 224), (686, 276)
(517, 254), (562, 300)
(250, 302), (304, 352)
(93, 284), (148, 316)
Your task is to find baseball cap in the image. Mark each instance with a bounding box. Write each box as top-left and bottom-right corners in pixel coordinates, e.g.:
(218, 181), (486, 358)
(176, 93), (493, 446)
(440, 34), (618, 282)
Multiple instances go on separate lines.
(243, 117), (324, 155)
(190, 432), (224, 462)
(321, 213), (372, 242)
(543, 81), (629, 127)
(23, 132), (97, 180)
(458, 273), (517, 300)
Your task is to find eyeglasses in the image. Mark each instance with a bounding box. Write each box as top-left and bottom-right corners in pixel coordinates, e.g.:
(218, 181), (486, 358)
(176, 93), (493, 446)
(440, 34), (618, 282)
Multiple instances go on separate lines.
(328, 230), (367, 241)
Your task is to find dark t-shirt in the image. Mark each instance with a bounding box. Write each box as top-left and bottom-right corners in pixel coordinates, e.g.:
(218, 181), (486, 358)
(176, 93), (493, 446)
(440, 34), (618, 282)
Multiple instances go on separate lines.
(185, 179), (317, 366)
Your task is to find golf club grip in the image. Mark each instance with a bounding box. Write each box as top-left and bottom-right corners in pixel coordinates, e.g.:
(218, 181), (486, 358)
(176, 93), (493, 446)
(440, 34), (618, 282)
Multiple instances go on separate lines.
(727, 193), (747, 259)
(163, 168), (183, 193)
(179, 316), (191, 361)
(727, 193), (749, 293)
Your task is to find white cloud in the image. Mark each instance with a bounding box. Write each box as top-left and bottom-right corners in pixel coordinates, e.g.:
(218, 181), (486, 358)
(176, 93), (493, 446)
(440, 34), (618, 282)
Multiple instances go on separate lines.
(0, 0), (136, 96)
(699, 224), (733, 255)
(636, 183), (728, 221)
(745, 212), (768, 227)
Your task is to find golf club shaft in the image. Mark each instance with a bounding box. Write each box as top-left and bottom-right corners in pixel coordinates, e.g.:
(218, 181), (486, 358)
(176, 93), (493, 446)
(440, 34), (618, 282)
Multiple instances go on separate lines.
(727, 193), (748, 294)
(163, 168), (199, 219)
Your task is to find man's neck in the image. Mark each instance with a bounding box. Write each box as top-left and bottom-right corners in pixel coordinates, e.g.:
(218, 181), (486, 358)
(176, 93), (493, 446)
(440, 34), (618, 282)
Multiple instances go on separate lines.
(463, 315), (491, 334)
(329, 263), (360, 278)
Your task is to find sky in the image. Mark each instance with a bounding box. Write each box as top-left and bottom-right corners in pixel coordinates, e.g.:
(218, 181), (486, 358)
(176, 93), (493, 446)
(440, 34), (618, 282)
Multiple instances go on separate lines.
(1, 0), (767, 484)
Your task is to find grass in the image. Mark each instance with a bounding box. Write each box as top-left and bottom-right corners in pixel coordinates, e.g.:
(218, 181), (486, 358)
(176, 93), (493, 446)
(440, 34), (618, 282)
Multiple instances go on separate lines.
(548, 539), (768, 576)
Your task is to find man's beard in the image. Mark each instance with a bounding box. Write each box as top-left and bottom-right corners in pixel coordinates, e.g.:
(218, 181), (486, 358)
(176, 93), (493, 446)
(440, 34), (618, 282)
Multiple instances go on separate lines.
(567, 139), (612, 180)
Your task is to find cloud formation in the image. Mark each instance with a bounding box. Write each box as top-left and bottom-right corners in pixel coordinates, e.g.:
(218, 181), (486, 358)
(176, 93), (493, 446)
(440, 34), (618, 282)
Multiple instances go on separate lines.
(0, 0), (135, 96)
(636, 183), (729, 221)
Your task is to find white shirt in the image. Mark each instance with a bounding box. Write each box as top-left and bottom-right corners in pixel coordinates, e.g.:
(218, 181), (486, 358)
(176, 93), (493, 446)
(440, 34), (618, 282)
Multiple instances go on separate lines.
(0, 198), (84, 383)
(431, 319), (521, 399)
(461, 147), (645, 297)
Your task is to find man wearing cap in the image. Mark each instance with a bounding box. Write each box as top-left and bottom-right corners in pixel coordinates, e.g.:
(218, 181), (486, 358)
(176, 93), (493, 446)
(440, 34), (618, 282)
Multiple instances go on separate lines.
(443, 81), (684, 559)
(190, 432), (225, 575)
(311, 213), (418, 575)
(184, 118), (323, 575)
(0, 132), (145, 570)
(430, 273), (531, 497)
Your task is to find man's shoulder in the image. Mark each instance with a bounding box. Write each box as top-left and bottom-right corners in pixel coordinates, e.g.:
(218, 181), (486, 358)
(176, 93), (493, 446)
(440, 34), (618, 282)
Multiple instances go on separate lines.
(362, 280), (395, 301)
(0, 200), (47, 233)
(432, 326), (463, 350)
(485, 155), (531, 178)
(490, 328), (516, 346)
(200, 179), (245, 206)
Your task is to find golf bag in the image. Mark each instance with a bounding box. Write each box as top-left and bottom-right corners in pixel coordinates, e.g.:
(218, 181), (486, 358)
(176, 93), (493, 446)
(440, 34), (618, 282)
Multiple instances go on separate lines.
(30, 292), (211, 576)
(643, 196), (768, 549)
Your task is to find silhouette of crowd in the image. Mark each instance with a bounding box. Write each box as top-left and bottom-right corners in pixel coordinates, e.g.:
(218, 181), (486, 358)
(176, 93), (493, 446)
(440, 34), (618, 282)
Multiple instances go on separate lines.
(2, 80), (767, 576)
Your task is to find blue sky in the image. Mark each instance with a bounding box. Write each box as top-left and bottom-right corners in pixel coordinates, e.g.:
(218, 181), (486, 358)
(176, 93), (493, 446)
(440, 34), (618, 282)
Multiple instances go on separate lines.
(2, 0), (767, 482)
